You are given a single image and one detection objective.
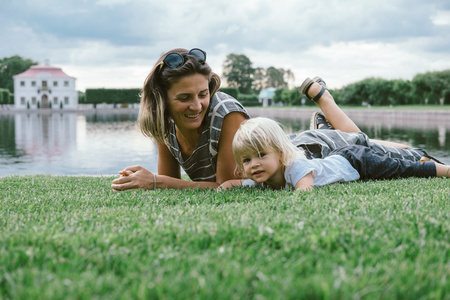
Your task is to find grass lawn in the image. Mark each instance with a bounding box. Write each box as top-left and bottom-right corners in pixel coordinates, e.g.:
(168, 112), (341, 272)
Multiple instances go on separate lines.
(1, 175), (449, 299)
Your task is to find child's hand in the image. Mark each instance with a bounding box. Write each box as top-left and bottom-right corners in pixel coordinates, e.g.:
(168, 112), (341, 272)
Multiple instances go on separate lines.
(217, 179), (244, 191)
(295, 172), (314, 191)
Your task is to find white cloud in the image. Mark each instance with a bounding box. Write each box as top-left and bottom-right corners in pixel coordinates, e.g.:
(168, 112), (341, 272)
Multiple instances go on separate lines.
(431, 10), (450, 25)
(1, 0), (450, 91)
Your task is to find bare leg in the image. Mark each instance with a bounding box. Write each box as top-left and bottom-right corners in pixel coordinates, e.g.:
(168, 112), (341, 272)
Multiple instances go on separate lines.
(436, 163), (450, 178)
(370, 139), (409, 149)
(306, 82), (361, 133)
(306, 81), (413, 149)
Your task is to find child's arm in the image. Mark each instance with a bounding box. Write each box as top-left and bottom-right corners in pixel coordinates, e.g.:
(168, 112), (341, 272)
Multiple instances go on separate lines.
(218, 179), (245, 190)
(295, 172), (315, 191)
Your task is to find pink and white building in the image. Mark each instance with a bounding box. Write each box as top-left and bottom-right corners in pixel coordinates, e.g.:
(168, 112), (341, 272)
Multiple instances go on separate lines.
(13, 63), (77, 109)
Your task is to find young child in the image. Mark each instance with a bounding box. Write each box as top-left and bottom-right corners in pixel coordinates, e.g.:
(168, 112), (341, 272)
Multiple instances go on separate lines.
(220, 117), (450, 191)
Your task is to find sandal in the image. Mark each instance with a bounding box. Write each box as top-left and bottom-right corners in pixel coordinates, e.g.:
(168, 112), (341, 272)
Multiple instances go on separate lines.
(299, 76), (327, 102)
(310, 111), (334, 130)
(420, 155), (444, 164)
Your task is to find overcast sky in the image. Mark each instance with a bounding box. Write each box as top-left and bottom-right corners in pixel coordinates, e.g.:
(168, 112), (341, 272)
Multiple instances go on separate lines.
(2, 0), (450, 91)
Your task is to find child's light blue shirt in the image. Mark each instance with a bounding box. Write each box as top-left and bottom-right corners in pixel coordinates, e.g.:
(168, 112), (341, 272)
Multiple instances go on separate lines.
(242, 155), (360, 190)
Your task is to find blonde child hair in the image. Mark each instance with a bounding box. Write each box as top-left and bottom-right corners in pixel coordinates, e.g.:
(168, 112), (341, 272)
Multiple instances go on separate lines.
(232, 117), (306, 175)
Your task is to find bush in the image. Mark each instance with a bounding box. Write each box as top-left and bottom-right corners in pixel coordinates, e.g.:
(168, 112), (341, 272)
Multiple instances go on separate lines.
(219, 87), (239, 99)
(0, 88), (11, 105)
(272, 88), (314, 106)
(85, 88), (141, 107)
(237, 93), (261, 106)
(78, 92), (86, 104)
(444, 89), (450, 105)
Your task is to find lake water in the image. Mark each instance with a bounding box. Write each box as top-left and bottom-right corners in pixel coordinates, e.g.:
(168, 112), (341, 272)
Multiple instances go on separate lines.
(0, 110), (449, 177)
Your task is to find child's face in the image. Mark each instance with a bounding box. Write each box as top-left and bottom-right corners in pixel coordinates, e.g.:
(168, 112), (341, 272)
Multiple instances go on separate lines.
(240, 148), (285, 188)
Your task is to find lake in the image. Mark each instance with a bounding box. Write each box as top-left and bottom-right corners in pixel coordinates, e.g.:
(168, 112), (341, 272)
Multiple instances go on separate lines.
(1, 109), (449, 177)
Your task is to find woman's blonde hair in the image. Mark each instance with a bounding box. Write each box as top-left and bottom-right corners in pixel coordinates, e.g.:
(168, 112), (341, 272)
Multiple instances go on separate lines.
(138, 48), (221, 144)
(232, 117), (306, 175)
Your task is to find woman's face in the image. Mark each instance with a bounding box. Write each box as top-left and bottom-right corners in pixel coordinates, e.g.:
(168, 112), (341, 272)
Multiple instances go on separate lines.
(167, 73), (210, 133)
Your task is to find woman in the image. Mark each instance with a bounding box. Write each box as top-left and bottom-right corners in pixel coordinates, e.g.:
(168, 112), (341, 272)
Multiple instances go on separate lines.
(111, 48), (434, 191)
(112, 48), (249, 190)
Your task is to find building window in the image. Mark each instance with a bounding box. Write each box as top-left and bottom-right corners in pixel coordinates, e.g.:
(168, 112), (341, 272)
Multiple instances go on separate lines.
(20, 81), (25, 86)
(32, 97), (36, 105)
(64, 97), (69, 105)
(53, 81), (58, 87)
(54, 97), (58, 105)
(64, 81), (69, 87)
(31, 81), (36, 87)
(21, 97), (25, 105)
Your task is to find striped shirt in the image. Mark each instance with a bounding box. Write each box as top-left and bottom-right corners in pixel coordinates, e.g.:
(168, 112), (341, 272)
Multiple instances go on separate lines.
(167, 92), (249, 182)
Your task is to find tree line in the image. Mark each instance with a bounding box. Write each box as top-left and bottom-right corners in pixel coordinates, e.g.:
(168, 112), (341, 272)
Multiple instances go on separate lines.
(221, 53), (450, 106)
(1, 55), (449, 107)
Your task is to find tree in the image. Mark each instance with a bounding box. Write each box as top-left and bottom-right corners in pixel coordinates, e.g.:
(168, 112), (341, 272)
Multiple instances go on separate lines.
(222, 54), (254, 94)
(252, 67), (266, 92)
(0, 55), (38, 93)
(284, 69), (296, 89)
(392, 79), (413, 105)
(266, 67), (287, 88)
(411, 69), (450, 104)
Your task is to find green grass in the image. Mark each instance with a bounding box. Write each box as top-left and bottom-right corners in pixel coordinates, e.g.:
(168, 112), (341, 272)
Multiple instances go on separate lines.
(1, 175), (449, 299)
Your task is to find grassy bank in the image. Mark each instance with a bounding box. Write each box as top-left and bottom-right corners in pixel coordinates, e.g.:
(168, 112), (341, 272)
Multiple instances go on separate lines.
(1, 175), (449, 299)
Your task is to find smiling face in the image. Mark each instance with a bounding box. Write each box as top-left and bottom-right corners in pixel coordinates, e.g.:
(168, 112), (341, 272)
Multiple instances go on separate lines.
(166, 73), (210, 134)
(241, 148), (285, 189)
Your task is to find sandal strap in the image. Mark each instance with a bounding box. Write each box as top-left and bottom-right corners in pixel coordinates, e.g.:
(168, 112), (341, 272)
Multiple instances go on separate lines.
(301, 80), (315, 101)
(312, 85), (326, 102)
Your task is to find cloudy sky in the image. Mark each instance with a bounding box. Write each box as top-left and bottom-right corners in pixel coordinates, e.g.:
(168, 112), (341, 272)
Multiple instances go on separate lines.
(2, 0), (450, 91)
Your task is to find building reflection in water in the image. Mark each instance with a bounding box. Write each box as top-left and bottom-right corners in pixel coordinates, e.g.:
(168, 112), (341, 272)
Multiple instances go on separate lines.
(0, 112), (157, 176)
(14, 113), (77, 160)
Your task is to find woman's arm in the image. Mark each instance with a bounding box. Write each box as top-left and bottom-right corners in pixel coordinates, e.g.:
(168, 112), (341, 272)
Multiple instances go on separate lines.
(112, 111), (247, 191)
(111, 141), (219, 191)
(216, 112), (248, 185)
(295, 172), (315, 191)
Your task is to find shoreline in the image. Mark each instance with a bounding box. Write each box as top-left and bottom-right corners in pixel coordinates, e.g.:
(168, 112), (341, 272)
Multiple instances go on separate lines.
(246, 107), (450, 129)
(2, 106), (450, 129)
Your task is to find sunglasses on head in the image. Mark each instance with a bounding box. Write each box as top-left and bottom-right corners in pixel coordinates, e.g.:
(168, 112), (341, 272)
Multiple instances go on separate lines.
(162, 48), (207, 69)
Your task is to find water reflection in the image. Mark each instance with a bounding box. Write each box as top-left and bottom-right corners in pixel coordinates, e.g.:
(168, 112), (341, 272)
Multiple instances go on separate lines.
(0, 111), (156, 176)
(0, 111), (449, 177)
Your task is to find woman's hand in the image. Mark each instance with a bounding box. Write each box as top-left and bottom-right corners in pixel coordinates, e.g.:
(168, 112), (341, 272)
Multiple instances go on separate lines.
(111, 165), (156, 191)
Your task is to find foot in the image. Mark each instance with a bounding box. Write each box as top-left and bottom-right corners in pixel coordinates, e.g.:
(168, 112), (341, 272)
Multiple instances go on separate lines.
(310, 111), (334, 130)
(299, 77), (327, 102)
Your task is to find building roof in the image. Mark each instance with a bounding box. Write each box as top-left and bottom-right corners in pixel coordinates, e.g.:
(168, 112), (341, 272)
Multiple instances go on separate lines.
(258, 87), (276, 98)
(14, 64), (74, 78)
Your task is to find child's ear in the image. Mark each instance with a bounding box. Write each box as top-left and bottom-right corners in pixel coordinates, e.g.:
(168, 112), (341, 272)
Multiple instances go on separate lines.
(234, 168), (245, 178)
